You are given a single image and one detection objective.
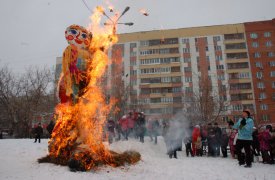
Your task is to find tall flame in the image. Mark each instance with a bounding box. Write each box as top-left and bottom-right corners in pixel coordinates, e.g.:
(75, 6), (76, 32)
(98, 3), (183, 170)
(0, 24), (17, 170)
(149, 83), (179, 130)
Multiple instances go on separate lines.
(47, 6), (120, 170)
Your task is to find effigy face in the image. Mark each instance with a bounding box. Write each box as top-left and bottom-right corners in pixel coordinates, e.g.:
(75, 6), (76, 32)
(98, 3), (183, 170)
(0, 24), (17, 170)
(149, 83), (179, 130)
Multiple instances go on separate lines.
(65, 25), (91, 49)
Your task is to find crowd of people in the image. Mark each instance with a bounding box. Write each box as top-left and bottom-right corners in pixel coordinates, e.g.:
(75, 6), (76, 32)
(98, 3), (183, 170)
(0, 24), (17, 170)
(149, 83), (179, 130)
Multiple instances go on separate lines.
(28, 109), (275, 168)
(104, 110), (275, 168)
(105, 112), (160, 144)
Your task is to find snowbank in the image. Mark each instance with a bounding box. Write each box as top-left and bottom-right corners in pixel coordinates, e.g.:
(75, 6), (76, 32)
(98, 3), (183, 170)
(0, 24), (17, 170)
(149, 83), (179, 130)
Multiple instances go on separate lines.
(0, 137), (274, 180)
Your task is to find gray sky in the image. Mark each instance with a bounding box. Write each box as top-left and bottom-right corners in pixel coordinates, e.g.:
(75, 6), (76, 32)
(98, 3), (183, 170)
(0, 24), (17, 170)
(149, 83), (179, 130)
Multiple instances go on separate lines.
(0, 0), (275, 73)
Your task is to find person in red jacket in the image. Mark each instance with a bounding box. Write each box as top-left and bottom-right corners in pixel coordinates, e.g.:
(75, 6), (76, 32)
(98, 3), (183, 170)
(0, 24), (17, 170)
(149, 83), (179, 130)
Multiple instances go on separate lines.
(127, 112), (135, 137)
(192, 125), (202, 156)
(119, 115), (129, 140)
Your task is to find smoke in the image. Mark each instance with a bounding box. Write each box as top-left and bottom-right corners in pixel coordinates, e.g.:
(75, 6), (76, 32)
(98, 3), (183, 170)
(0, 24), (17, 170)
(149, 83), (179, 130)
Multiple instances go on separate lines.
(161, 111), (192, 152)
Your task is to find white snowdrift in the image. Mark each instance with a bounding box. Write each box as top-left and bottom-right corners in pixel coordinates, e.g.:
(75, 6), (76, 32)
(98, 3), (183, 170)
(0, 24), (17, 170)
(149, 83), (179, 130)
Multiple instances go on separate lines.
(0, 137), (274, 180)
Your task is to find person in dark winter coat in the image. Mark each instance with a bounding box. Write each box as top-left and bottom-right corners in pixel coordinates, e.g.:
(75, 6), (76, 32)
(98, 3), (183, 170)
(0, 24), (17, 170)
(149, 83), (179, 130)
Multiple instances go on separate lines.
(213, 123), (222, 156)
(220, 128), (229, 157)
(136, 112), (146, 143)
(207, 123), (215, 156)
(184, 126), (193, 157)
(152, 119), (160, 144)
(47, 120), (55, 138)
(252, 127), (260, 156)
(106, 117), (116, 143)
(34, 123), (43, 143)
(258, 125), (272, 164)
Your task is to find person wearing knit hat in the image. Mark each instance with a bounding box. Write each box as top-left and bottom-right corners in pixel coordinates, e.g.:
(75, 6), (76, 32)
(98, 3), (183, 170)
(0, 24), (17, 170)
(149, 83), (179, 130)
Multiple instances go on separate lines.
(233, 109), (254, 168)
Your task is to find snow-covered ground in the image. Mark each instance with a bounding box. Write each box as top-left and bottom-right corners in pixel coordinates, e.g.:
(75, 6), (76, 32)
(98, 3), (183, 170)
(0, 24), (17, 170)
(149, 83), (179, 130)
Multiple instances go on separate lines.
(0, 137), (274, 180)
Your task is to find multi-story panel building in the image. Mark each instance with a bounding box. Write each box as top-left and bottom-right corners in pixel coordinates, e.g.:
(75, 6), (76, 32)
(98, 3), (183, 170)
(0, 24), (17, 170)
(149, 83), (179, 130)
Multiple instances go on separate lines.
(109, 23), (257, 123)
(244, 19), (275, 126)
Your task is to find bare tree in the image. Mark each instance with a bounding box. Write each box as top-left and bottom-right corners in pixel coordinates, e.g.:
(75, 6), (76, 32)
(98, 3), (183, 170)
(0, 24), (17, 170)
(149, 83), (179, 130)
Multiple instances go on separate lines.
(0, 65), (54, 137)
(184, 76), (228, 125)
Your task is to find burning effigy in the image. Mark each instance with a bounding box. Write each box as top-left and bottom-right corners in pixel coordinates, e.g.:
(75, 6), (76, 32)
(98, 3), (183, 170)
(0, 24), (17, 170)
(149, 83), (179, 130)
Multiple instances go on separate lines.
(38, 7), (140, 171)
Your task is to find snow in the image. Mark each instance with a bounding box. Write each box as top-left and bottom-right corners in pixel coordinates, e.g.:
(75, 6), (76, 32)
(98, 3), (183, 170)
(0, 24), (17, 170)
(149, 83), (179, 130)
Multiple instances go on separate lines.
(0, 137), (274, 180)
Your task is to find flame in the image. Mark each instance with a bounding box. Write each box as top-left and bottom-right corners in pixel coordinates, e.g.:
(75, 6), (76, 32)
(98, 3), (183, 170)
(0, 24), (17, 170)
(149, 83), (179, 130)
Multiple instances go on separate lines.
(108, 6), (114, 12)
(140, 8), (149, 16)
(48, 6), (119, 170)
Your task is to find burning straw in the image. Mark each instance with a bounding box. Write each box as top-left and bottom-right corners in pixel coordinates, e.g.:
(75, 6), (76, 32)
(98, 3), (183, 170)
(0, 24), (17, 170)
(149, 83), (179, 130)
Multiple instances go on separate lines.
(38, 6), (141, 171)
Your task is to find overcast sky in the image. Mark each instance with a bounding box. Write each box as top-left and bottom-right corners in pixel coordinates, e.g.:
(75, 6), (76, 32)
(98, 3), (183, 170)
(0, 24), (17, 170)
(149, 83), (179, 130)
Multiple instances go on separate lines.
(0, 0), (275, 73)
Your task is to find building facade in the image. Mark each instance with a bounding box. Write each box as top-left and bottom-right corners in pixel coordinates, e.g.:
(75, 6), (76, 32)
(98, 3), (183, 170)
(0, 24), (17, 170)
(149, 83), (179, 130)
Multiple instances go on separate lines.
(245, 19), (275, 126)
(108, 22), (268, 124)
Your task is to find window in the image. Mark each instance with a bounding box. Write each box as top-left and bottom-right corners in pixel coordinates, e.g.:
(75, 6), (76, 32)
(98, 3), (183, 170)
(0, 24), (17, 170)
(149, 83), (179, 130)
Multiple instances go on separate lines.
(250, 33), (258, 39)
(217, 74), (225, 80)
(205, 46), (209, 51)
(252, 42), (259, 48)
(272, 93), (275, 101)
(262, 114), (270, 121)
(264, 32), (271, 37)
(215, 46), (222, 51)
(130, 70), (137, 75)
(161, 77), (171, 83)
(216, 65), (224, 70)
(208, 66), (211, 71)
(130, 80), (137, 86)
(227, 62), (249, 69)
(151, 98), (161, 103)
(140, 40), (149, 46)
(130, 60), (136, 66)
(256, 72), (263, 79)
(183, 57), (191, 63)
(266, 41), (272, 47)
(267, 52), (275, 57)
(206, 56), (210, 61)
(196, 56), (200, 62)
(139, 98), (150, 104)
(161, 97), (173, 103)
(272, 82), (275, 88)
(185, 87), (193, 93)
(255, 62), (263, 68)
(270, 71), (275, 77)
(227, 52), (248, 59)
(224, 33), (244, 40)
(257, 82), (265, 89)
(171, 76), (181, 83)
(172, 87), (182, 93)
(185, 77), (192, 82)
(196, 46), (199, 52)
(260, 104), (268, 110)
(183, 48), (190, 53)
(259, 92), (267, 100)
(238, 72), (250, 79)
(233, 104), (243, 111)
(130, 43), (137, 48)
(213, 36), (221, 41)
(182, 38), (189, 43)
(254, 52), (261, 58)
(216, 55), (223, 61)
(269, 61), (275, 67)
(184, 67), (192, 73)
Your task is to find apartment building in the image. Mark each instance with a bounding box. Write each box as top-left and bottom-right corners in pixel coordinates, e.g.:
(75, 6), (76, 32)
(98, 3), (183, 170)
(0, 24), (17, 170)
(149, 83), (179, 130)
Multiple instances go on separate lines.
(109, 23), (258, 124)
(245, 19), (275, 126)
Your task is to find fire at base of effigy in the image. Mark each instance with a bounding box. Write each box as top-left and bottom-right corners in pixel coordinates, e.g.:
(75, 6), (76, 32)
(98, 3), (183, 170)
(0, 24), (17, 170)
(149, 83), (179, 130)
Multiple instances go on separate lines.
(38, 6), (141, 171)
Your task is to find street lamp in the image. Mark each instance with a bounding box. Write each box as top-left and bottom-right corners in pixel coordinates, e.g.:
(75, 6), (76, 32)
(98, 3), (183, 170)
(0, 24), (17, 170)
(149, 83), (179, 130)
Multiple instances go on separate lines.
(100, 6), (134, 34)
